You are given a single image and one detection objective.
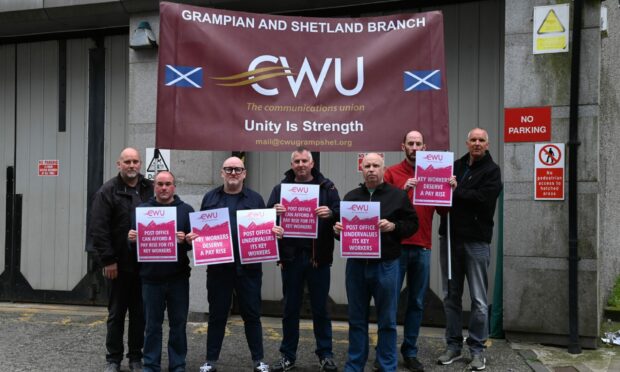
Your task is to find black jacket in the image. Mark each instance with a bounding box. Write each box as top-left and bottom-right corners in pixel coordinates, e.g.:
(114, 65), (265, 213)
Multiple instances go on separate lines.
(439, 151), (503, 243)
(134, 195), (194, 283)
(267, 168), (340, 266)
(200, 185), (266, 272)
(342, 182), (418, 261)
(89, 174), (153, 272)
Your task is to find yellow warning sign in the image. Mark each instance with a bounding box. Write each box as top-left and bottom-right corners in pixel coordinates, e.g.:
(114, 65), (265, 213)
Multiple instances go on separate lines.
(537, 9), (565, 34)
(536, 36), (566, 51)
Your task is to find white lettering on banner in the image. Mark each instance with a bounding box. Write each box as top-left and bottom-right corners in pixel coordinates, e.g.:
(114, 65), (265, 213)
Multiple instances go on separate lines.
(248, 56), (364, 97)
(302, 120), (364, 134)
(182, 10), (256, 28)
(290, 21), (364, 33)
(367, 18), (426, 32)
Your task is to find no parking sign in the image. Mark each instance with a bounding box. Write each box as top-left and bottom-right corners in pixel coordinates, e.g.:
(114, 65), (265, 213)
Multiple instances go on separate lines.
(534, 143), (564, 200)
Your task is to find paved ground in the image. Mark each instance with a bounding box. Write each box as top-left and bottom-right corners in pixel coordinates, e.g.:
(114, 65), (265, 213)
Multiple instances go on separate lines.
(1, 302), (619, 372)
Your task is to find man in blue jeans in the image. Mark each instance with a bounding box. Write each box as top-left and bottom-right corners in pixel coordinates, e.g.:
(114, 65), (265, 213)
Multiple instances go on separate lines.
(384, 131), (455, 372)
(189, 156), (283, 372)
(128, 171), (194, 372)
(437, 128), (502, 371)
(267, 147), (340, 372)
(334, 153), (418, 372)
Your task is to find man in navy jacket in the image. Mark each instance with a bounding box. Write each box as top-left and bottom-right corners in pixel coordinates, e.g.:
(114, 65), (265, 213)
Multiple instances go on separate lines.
(129, 171), (194, 372)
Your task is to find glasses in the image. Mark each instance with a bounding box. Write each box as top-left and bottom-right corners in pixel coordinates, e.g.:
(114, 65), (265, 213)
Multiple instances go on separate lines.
(223, 167), (245, 175)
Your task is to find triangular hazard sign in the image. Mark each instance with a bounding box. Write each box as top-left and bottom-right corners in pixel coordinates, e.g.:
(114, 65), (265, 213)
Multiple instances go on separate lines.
(147, 150), (169, 172)
(538, 9), (565, 34)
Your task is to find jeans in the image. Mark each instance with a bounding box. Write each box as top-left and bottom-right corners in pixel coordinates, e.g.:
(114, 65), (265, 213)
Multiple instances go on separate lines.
(142, 278), (190, 372)
(398, 246), (431, 358)
(440, 237), (490, 354)
(344, 259), (399, 372)
(106, 271), (144, 364)
(279, 250), (333, 362)
(206, 265), (264, 362)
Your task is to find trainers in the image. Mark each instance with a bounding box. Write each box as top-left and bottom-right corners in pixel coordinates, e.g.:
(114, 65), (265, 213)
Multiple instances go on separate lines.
(103, 362), (120, 372)
(128, 361), (143, 372)
(437, 349), (462, 365)
(404, 356), (424, 372)
(469, 354), (486, 371)
(254, 361), (270, 372)
(200, 362), (217, 372)
(272, 356), (295, 371)
(319, 357), (338, 371)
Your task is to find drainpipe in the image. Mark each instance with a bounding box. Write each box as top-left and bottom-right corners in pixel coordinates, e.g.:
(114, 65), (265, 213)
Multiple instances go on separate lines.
(567, 0), (583, 355)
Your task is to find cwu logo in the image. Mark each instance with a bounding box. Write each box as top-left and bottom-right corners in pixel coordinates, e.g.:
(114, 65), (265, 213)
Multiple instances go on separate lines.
(290, 186), (309, 193)
(146, 209), (165, 217)
(423, 153), (444, 161)
(348, 204), (369, 212)
(211, 55), (365, 98)
(199, 212), (218, 221)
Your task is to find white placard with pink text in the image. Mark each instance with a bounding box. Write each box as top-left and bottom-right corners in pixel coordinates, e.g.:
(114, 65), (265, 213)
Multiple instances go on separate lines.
(280, 183), (319, 238)
(414, 151), (454, 206)
(136, 207), (178, 262)
(237, 208), (279, 264)
(340, 201), (381, 258)
(190, 208), (234, 266)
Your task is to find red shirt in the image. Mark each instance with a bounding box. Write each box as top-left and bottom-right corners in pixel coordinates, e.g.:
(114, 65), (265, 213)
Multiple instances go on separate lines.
(384, 159), (443, 249)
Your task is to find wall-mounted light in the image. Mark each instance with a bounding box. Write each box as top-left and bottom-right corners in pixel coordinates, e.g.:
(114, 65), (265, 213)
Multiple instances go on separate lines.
(129, 21), (158, 49)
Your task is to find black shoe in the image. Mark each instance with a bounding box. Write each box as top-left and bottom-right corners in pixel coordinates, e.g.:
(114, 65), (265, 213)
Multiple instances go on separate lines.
(404, 357), (424, 372)
(319, 357), (337, 371)
(272, 356), (295, 371)
(372, 360), (379, 371)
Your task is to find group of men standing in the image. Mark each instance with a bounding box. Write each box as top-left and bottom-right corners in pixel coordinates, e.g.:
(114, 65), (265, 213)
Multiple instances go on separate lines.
(90, 127), (501, 372)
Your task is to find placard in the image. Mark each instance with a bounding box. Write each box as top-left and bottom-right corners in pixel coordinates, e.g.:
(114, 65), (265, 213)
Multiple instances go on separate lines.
(534, 143), (565, 200)
(190, 208), (234, 266)
(280, 183), (319, 238)
(237, 209), (279, 264)
(136, 207), (178, 262)
(340, 201), (380, 258)
(413, 151), (453, 206)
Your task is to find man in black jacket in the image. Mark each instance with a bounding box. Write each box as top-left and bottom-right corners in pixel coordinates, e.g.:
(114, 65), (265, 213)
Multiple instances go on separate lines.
(90, 147), (153, 372)
(334, 153), (418, 372)
(128, 171), (194, 372)
(267, 147), (340, 372)
(436, 128), (503, 371)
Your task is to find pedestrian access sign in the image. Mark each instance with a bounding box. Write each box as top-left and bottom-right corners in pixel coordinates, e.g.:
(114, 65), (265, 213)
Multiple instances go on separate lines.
(533, 4), (569, 54)
(534, 143), (564, 200)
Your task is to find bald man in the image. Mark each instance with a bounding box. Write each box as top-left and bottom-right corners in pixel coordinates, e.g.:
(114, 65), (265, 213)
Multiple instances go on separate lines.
(192, 157), (282, 372)
(90, 147), (153, 372)
(334, 153), (418, 372)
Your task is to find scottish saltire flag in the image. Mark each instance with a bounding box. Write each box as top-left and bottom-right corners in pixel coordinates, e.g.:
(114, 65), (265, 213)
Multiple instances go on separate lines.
(165, 65), (203, 88)
(404, 70), (441, 91)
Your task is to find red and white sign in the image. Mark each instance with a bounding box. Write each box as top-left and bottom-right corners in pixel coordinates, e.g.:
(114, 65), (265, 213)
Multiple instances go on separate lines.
(237, 208), (279, 264)
(413, 151), (454, 206)
(504, 107), (551, 142)
(340, 201), (381, 258)
(136, 207), (178, 262)
(38, 160), (59, 176)
(534, 143), (564, 200)
(190, 208), (234, 266)
(280, 183), (319, 238)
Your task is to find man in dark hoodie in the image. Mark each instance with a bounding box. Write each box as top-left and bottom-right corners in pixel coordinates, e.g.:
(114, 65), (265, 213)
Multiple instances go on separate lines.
(90, 147), (153, 372)
(267, 147), (340, 372)
(436, 128), (502, 371)
(334, 153), (418, 372)
(128, 171), (194, 372)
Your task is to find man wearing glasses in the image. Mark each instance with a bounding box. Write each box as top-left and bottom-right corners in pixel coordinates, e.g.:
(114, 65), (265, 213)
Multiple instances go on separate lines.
(267, 147), (340, 372)
(193, 156), (282, 372)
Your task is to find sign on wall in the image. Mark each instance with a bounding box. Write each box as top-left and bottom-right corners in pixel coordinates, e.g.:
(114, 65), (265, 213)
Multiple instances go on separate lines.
(534, 143), (565, 200)
(145, 148), (170, 180)
(156, 2), (449, 152)
(504, 107), (551, 142)
(38, 160), (59, 176)
(533, 4), (569, 54)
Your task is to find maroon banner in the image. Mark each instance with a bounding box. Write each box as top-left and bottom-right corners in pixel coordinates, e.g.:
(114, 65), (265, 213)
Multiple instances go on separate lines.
(157, 2), (449, 152)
